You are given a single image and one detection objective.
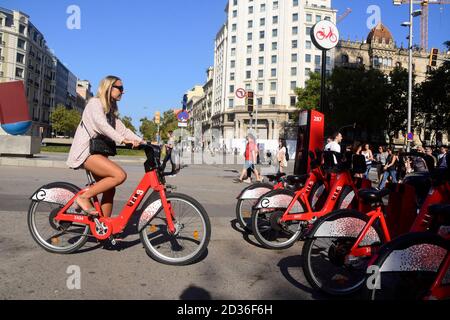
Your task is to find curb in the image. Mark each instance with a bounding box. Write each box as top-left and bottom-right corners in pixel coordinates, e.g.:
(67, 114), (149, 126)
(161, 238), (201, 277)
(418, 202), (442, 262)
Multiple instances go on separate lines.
(0, 157), (144, 169)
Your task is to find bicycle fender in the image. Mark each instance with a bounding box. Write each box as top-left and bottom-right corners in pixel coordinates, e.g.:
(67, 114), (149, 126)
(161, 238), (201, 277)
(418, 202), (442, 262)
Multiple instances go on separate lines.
(237, 183), (273, 200)
(254, 189), (304, 213)
(30, 182), (80, 205)
(138, 194), (162, 232)
(375, 233), (449, 273)
(306, 209), (381, 246)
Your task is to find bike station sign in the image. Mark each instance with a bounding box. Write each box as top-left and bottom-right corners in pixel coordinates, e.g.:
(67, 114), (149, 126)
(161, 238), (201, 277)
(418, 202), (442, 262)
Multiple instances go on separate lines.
(310, 20), (339, 51)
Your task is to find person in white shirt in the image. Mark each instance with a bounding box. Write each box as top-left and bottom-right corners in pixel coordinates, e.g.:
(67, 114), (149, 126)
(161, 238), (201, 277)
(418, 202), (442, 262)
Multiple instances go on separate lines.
(324, 132), (342, 153)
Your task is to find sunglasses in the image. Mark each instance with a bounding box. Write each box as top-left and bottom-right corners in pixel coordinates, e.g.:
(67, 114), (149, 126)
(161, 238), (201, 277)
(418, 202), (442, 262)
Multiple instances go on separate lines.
(112, 85), (124, 92)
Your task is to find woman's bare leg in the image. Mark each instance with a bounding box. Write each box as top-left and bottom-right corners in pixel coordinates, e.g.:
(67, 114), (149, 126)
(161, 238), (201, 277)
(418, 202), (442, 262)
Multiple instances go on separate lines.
(91, 172), (116, 217)
(77, 155), (126, 217)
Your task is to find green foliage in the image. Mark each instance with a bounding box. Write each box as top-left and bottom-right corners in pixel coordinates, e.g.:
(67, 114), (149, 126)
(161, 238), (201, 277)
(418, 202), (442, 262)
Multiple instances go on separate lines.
(121, 116), (136, 133)
(295, 72), (322, 111)
(50, 105), (81, 137)
(139, 117), (158, 142)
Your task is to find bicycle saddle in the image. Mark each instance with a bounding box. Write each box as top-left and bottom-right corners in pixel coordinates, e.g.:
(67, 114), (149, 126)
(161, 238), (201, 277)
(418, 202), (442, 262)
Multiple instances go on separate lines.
(285, 174), (309, 186)
(428, 204), (450, 232)
(358, 188), (390, 204)
(265, 172), (286, 182)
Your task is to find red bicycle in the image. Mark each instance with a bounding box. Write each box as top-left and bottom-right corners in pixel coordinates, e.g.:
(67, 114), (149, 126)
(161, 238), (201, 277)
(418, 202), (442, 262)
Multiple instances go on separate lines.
(302, 153), (450, 295)
(28, 144), (211, 265)
(250, 151), (371, 249)
(315, 27), (338, 43)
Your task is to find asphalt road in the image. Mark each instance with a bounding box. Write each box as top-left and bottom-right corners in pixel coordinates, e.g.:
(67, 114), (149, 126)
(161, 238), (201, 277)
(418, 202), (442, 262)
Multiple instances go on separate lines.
(0, 161), (331, 300)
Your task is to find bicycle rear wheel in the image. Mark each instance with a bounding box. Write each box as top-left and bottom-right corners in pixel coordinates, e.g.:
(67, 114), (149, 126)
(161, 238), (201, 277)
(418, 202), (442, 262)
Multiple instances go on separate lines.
(139, 193), (211, 265)
(28, 182), (90, 254)
(236, 182), (273, 232)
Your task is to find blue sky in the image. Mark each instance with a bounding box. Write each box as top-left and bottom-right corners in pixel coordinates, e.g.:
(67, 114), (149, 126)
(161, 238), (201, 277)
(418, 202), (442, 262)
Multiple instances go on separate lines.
(2, 1), (449, 129)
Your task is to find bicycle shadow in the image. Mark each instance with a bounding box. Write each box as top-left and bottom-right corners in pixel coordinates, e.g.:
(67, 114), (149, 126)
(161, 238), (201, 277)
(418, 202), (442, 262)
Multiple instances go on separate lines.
(229, 218), (266, 249)
(277, 254), (364, 300)
(180, 285), (212, 300)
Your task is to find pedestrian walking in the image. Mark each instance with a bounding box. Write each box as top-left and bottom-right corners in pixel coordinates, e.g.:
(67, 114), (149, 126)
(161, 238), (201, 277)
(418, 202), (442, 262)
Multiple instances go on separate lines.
(234, 134), (261, 183)
(379, 147), (399, 189)
(161, 130), (177, 175)
(277, 138), (288, 174)
(375, 146), (388, 183)
(361, 143), (374, 179)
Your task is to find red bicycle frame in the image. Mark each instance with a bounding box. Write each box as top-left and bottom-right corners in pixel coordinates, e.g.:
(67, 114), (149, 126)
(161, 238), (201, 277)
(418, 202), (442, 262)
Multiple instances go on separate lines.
(53, 169), (175, 240)
(425, 251), (450, 300)
(281, 169), (359, 223)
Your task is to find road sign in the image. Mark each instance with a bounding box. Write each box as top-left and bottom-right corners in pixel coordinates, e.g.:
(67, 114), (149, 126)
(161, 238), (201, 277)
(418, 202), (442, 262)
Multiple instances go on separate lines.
(177, 111), (189, 122)
(311, 20), (340, 51)
(407, 132), (414, 141)
(235, 88), (247, 99)
(154, 111), (160, 124)
(178, 122), (188, 128)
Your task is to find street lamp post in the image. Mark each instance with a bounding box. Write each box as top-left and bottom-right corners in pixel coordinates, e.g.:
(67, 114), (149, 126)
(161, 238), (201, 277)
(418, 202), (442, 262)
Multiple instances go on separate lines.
(401, 4), (421, 151)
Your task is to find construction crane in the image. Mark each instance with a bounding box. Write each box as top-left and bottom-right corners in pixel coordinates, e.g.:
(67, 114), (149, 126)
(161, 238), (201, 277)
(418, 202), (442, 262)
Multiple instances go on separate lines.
(337, 8), (352, 24)
(393, 0), (450, 51)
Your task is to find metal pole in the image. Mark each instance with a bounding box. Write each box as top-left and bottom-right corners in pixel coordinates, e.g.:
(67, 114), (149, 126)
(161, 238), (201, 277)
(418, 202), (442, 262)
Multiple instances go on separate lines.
(255, 101), (258, 139)
(407, 0), (413, 152)
(320, 50), (327, 113)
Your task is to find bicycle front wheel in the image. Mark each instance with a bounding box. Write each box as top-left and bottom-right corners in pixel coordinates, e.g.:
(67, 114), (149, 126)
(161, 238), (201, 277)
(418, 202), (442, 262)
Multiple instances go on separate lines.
(139, 193), (211, 265)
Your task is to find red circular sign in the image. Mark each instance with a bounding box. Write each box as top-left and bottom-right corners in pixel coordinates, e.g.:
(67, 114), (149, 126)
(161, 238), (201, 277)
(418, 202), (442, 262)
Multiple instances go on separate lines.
(235, 88), (247, 99)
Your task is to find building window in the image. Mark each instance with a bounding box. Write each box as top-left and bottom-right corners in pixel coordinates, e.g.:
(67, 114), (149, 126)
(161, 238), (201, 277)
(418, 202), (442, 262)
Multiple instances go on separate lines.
(15, 67), (24, 78)
(245, 83), (251, 90)
(16, 53), (25, 64)
(270, 82), (277, 91)
(305, 68), (311, 76)
(306, 40), (312, 49)
(292, 53), (298, 62)
(17, 38), (26, 49)
(231, 48), (236, 56)
(230, 72), (235, 81)
(305, 54), (311, 63)
(233, 10), (238, 18)
(326, 56), (331, 65)
(342, 54), (349, 63)
(271, 68), (277, 77)
(314, 68), (321, 73)
(19, 24), (25, 34)
(247, 33), (252, 41)
(273, 1), (279, 10)
(325, 16), (331, 21)
(233, 0), (237, 6)
(231, 60), (236, 68)
(257, 97), (263, 106)
(290, 96), (297, 106)
(248, 6), (254, 14)
(292, 26), (298, 35)
(316, 15), (322, 23)
(293, 0), (299, 7)
(270, 97), (276, 105)
(315, 55), (321, 65)
(273, 16), (278, 24)
(232, 23), (237, 31)
(272, 42), (278, 50)
(292, 40), (298, 49)
(260, 31), (265, 39)
(272, 29), (278, 37)
(260, 18), (265, 26)
(246, 58), (252, 66)
(290, 81), (297, 90)
(258, 70), (264, 78)
(259, 43), (265, 52)
(293, 13), (298, 22)
(230, 85), (235, 93)
(247, 45), (252, 54)
(258, 83), (264, 91)
(291, 67), (297, 76)
(306, 27), (312, 36)
(261, 4), (266, 12)
(259, 56), (264, 65)
(306, 13), (312, 22)
(229, 99), (234, 108)
(232, 36), (237, 43)
(248, 20), (253, 28)
(271, 55), (277, 64)
(246, 70), (251, 79)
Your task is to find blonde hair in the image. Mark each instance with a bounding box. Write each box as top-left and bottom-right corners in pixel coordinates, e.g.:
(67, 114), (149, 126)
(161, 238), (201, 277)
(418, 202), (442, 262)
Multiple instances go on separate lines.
(95, 75), (121, 115)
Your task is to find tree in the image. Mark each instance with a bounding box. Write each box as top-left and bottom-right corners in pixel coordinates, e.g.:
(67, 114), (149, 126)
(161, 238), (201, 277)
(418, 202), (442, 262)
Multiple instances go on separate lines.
(295, 72), (322, 111)
(121, 116), (136, 133)
(160, 110), (179, 142)
(139, 117), (158, 142)
(50, 105), (81, 137)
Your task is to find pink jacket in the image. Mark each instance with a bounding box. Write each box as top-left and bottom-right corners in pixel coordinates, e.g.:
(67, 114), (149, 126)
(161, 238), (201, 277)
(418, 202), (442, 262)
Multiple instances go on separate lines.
(66, 97), (142, 169)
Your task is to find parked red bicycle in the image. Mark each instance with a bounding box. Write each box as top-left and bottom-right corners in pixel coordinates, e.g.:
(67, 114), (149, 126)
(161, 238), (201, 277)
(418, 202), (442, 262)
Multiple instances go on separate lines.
(28, 143), (211, 265)
(302, 153), (450, 296)
(250, 151), (371, 249)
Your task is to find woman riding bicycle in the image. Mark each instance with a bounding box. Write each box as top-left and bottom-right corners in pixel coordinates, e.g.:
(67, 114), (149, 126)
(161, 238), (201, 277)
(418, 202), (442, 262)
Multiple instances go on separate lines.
(66, 75), (145, 217)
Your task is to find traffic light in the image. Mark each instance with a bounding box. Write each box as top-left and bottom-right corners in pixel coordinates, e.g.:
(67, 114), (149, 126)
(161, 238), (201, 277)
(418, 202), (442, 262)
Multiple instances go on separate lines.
(429, 48), (439, 67)
(154, 111), (160, 124)
(246, 90), (254, 113)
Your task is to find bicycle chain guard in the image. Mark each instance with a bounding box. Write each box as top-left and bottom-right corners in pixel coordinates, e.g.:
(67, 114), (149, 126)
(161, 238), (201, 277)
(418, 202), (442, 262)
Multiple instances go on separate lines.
(90, 218), (113, 240)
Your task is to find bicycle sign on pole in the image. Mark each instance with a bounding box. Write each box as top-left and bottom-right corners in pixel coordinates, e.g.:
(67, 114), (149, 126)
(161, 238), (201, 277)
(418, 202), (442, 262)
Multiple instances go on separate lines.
(310, 20), (339, 114)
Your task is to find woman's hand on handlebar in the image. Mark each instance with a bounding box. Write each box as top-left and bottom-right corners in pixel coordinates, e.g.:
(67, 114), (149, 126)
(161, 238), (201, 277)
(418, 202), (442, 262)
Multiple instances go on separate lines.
(122, 139), (141, 149)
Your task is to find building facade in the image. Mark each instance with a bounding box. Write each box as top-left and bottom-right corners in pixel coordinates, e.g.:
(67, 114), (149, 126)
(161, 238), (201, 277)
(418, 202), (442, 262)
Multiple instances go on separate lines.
(335, 22), (449, 146)
(211, 0), (336, 146)
(0, 7), (56, 137)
